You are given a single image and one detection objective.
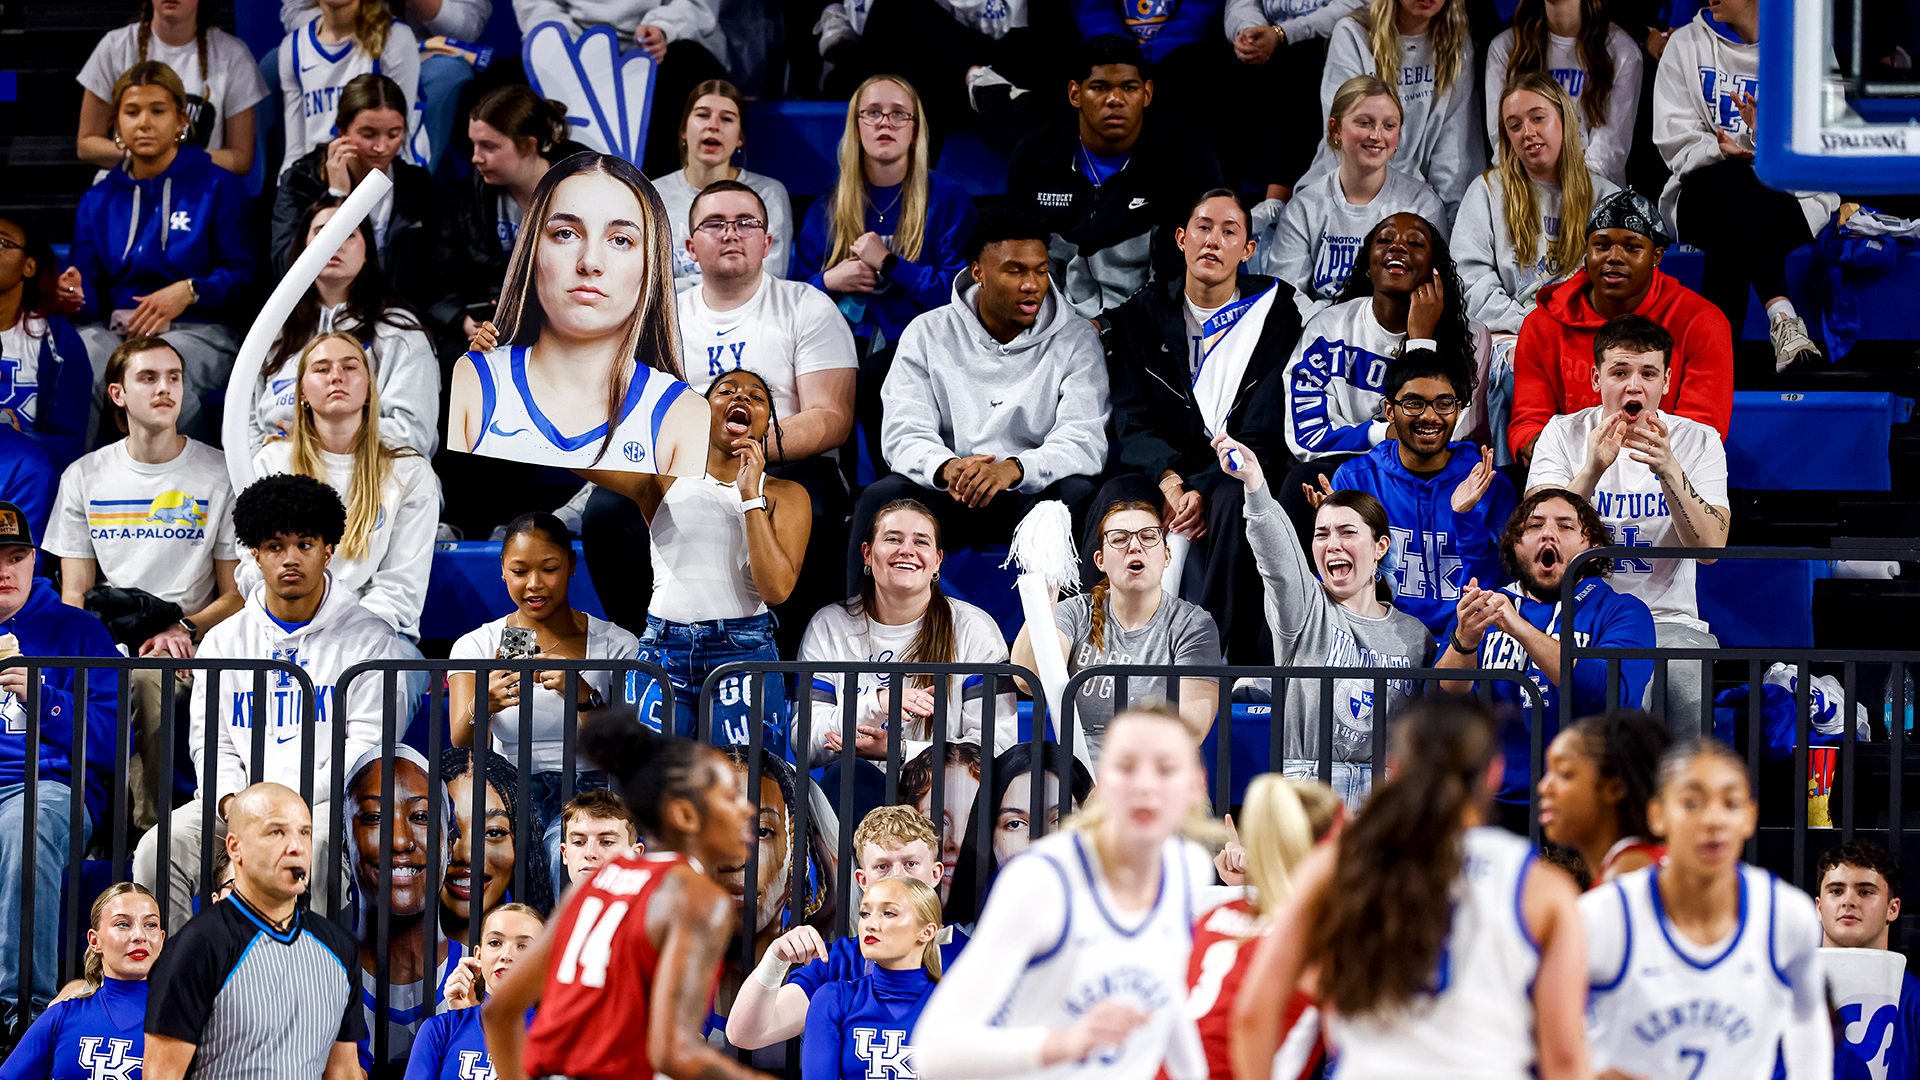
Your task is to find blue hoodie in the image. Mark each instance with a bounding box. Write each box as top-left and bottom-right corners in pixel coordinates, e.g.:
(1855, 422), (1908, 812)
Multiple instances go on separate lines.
(1074, 0), (1227, 62)
(1445, 575), (1654, 801)
(792, 172), (978, 344)
(0, 315), (92, 473)
(802, 965), (937, 1080)
(69, 144), (255, 325)
(0, 578), (122, 822)
(0, 976), (146, 1080)
(1332, 440), (1517, 639)
(0, 426), (54, 541)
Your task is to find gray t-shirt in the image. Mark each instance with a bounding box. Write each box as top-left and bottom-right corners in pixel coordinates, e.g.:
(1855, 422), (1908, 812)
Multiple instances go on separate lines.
(1056, 590), (1221, 760)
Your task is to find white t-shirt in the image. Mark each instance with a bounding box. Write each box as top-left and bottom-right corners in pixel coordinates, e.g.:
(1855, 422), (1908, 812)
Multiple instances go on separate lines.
(1181, 292), (1236, 377)
(77, 23), (272, 155)
(43, 439), (237, 613)
(676, 271), (858, 419)
(1527, 405), (1728, 630)
(449, 615), (639, 773)
(0, 322), (43, 434)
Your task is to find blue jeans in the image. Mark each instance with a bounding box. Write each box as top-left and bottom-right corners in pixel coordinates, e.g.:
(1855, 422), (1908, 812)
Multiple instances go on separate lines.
(531, 769), (611, 899)
(0, 781), (91, 1019)
(636, 614), (789, 759)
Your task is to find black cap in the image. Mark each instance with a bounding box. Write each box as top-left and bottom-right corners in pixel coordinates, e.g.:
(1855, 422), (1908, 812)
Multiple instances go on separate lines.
(0, 502), (34, 549)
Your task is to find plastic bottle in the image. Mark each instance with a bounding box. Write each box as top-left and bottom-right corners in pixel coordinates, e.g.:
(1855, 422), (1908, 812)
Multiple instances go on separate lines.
(1885, 665), (1916, 734)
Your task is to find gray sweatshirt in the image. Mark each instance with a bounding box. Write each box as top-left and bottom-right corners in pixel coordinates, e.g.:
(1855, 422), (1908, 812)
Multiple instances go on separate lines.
(880, 274), (1110, 493)
(1243, 482), (1435, 763)
(1254, 166), (1448, 322)
(1299, 18), (1484, 220)
(1453, 169), (1617, 334)
(511, 0), (722, 55)
(1224, 0), (1364, 43)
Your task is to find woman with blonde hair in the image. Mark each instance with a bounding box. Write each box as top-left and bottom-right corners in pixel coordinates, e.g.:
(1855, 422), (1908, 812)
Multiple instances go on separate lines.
(1259, 74), (1447, 320)
(0, 883), (164, 1077)
(1484, 0), (1641, 186)
(655, 79), (794, 290)
(802, 877), (945, 1080)
(1309, 0), (1480, 217)
(792, 74), (977, 351)
(253, 332), (438, 642)
(75, 0), (269, 175)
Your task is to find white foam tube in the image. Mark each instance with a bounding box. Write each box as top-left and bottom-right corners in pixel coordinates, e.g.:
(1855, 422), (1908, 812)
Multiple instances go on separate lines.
(221, 170), (394, 494)
(1162, 531), (1191, 596)
(1017, 573), (1089, 772)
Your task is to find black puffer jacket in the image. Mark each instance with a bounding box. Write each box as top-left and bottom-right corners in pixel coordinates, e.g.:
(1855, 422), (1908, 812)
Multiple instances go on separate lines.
(270, 148), (438, 312)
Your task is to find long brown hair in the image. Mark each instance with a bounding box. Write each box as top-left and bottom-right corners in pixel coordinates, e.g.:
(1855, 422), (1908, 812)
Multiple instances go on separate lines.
(133, 1), (210, 104)
(492, 152), (683, 465)
(828, 76), (933, 266)
(334, 72), (409, 133)
(851, 499), (955, 687)
(269, 196), (421, 379)
(81, 882), (159, 994)
(471, 85), (571, 158)
(1088, 500), (1162, 652)
(1356, 0), (1469, 100)
(677, 78), (749, 168)
(1493, 73), (1595, 280)
(1305, 697), (1498, 1016)
(1505, 0), (1615, 130)
(288, 332), (418, 561)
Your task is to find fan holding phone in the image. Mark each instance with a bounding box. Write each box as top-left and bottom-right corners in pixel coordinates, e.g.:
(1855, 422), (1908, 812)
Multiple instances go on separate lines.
(446, 511), (638, 902)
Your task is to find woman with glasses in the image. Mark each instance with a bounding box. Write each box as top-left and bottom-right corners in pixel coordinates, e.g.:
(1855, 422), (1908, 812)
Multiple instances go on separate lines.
(655, 80), (793, 291)
(1014, 500), (1220, 765)
(792, 75), (977, 353)
(1214, 430), (1434, 808)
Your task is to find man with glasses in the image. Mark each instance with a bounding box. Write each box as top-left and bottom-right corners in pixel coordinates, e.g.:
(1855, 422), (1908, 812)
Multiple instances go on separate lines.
(1525, 314), (1727, 720)
(1327, 347), (1517, 641)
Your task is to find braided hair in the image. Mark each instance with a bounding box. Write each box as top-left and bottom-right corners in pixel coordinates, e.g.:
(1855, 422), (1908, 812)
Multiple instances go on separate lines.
(1087, 500), (1162, 653)
(708, 367), (788, 464)
(134, 1), (210, 110)
(439, 746), (555, 917)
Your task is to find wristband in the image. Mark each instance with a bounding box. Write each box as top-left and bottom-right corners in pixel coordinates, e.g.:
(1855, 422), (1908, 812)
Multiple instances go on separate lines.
(1450, 632), (1475, 656)
(752, 948), (796, 988)
(740, 496), (768, 513)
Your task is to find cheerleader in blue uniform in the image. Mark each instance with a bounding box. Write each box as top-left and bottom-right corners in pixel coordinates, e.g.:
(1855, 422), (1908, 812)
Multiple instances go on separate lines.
(402, 903), (544, 1080)
(0, 884), (163, 1080)
(802, 877), (944, 1080)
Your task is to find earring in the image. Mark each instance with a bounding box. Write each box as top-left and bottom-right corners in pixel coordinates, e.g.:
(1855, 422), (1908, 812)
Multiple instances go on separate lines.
(932, 571), (940, 582)
(863, 565), (872, 576)
(112, 131), (124, 150)
(175, 128), (187, 143)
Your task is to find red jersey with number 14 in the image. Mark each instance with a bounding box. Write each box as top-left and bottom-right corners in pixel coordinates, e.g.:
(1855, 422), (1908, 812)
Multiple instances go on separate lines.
(525, 852), (692, 1080)
(1179, 897), (1323, 1080)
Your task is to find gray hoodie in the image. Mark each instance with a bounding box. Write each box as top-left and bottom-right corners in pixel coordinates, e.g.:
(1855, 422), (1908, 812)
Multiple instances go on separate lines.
(1244, 482), (1435, 763)
(880, 274), (1110, 493)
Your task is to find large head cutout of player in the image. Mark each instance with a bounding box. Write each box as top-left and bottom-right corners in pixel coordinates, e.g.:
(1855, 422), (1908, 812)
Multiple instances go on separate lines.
(447, 151), (708, 475)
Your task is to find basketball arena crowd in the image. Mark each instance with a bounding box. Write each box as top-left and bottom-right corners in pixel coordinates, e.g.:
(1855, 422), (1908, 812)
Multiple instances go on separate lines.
(0, 0), (1917, 1077)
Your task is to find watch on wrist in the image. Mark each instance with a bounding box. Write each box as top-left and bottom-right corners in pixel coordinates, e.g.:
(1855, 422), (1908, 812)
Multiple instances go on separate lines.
(1008, 457), (1025, 483)
(184, 279), (200, 305)
(879, 253), (900, 279)
(178, 616), (199, 643)
(582, 686), (605, 710)
(740, 495), (768, 513)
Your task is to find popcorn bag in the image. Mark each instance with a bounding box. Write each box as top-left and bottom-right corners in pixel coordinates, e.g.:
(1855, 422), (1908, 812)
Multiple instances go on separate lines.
(1808, 744), (1837, 828)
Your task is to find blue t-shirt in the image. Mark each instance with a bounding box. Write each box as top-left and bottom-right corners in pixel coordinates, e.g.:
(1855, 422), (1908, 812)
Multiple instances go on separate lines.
(0, 977), (146, 1080)
(403, 1002), (535, 1080)
(787, 926), (969, 997)
(266, 611), (312, 635)
(801, 965), (937, 1080)
(1078, 147), (1131, 187)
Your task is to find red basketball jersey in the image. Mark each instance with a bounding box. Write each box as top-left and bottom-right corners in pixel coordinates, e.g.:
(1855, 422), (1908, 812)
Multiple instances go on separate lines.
(1181, 898), (1323, 1080)
(524, 852), (692, 1080)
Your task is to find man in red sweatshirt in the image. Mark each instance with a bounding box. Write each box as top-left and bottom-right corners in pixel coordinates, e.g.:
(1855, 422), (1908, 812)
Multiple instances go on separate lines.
(1508, 189), (1733, 465)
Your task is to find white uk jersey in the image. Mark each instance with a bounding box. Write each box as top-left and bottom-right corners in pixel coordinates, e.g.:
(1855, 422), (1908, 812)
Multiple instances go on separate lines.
(462, 346), (693, 470)
(1582, 864), (1828, 1080)
(991, 830), (1211, 1080)
(1326, 826), (1540, 1080)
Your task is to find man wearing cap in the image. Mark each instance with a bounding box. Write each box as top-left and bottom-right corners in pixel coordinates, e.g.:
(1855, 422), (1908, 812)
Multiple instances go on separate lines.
(1507, 189), (1734, 467)
(0, 500), (121, 1034)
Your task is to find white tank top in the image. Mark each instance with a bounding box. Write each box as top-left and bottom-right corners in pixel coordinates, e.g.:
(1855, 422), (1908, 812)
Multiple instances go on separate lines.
(1585, 864), (1812, 1080)
(992, 829), (1210, 1080)
(648, 474), (766, 623)
(464, 345), (691, 470)
(1326, 826), (1541, 1080)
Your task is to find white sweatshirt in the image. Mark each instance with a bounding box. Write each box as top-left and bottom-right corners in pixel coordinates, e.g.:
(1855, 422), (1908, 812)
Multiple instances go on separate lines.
(1299, 18), (1483, 219)
(1224, 0), (1363, 42)
(252, 307), (442, 457)
(1454, 168), (1618, 334)
(189, 573), (408, 804)
(1255, 167), (1448, 321)
(1482, 24), (1643, 187)
(1652, 9), (1838, 236)
(510, 0), (724, 58)
(795, 598), (1018, 769)
(247, 441), (441, 641)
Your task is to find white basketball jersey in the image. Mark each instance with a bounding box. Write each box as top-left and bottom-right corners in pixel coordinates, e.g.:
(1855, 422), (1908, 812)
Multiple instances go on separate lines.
(1326, 826), (1541, 1080)
(993, 830), (1212, 1080)
(464, 346), (692, 470)
(1583, 864), (1823, 1080)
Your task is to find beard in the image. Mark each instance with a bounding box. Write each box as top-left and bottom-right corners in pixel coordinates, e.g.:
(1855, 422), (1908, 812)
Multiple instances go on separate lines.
(1512, 549), (1565, 600)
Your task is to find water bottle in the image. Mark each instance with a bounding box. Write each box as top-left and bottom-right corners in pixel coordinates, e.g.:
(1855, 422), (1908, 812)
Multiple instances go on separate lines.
(1885, 666), (1916, 733)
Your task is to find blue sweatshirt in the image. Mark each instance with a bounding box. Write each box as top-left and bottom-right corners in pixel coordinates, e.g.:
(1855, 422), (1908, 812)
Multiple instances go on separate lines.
(788, 927), (969, 997)
(1834, 969), (1920, 1080)
(1332, 440), (1517, 638)
(1445, 576), (1654, 801)
(1074, 0), (1227, 62)
(0, 579), (123, 823)
(0, 315), (93, 474)
(69, 144), (255, 325)
(791, 172), (978, 344)
(0, 426), (54, 542)
(801, 965), (937, 1080)
(403, 1003), (534, 1080)
(0, 976), (146, 1080)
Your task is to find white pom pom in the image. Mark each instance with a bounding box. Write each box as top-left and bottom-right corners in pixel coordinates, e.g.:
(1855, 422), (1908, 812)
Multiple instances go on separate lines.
(1001, 501), (1082, 592)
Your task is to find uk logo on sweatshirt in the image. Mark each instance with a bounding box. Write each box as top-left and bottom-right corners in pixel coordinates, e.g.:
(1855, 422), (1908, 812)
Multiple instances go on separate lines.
(1696, 67), (1759, 133)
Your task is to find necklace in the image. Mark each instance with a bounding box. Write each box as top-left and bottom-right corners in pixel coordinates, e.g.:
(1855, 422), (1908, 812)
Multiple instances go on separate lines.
(871, 185), (904, 229)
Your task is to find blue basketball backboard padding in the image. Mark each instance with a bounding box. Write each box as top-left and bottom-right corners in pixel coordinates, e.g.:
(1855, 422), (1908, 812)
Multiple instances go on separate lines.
(0, 72), (16, 102)
(1725, 390), (1913, 490)
(1756, 0), (1920, 193)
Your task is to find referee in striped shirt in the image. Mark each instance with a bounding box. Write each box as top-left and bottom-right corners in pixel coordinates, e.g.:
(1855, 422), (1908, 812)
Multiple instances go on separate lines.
(142, 782), (363, 1079)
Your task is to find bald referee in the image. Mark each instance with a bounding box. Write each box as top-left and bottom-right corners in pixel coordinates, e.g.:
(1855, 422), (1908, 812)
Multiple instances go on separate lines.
(142, 783), (363, 1079)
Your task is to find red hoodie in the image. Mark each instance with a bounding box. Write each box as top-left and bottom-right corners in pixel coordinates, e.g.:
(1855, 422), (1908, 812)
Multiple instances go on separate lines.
(1508, 267), (1734, 458)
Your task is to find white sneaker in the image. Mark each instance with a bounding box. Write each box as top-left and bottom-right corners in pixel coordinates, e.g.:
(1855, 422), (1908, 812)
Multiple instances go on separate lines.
(1770, 313), (1822, 372)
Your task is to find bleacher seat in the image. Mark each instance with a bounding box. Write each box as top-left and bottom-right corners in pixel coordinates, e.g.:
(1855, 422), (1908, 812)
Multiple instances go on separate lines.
(1660, 244), (1920, 346)
(1727, 390), (1914, 490)
(741, 102), (1011, 199)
